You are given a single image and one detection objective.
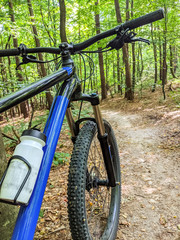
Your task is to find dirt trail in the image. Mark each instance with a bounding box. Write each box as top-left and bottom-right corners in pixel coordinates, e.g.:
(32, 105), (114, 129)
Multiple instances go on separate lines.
(101, 108), (180, 240)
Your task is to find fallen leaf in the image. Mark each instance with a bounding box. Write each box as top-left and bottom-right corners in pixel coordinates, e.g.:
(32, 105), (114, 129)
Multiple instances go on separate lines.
(159, 216), (167, 225)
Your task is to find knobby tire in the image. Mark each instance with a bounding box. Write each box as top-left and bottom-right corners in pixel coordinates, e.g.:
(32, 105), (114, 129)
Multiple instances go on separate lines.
(68, 120), (121, 240)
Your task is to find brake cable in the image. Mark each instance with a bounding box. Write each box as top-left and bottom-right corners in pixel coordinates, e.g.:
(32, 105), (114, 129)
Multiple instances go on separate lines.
(77, 51), (95, 120)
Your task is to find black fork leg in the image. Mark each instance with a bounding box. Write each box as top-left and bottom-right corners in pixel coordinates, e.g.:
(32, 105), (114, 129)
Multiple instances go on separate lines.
(93, 104), (116, 187)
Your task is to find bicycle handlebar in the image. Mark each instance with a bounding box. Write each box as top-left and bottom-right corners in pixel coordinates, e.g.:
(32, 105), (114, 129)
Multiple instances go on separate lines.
(73, 9), (164, 52)
(0, 9), (164, 57)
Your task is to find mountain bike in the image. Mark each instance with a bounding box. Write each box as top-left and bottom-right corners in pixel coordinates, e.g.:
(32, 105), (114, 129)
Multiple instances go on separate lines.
(0, 9), (164, 240)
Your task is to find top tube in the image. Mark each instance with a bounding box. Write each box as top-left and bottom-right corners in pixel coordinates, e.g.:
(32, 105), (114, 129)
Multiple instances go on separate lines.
(0, 68), (73, 113)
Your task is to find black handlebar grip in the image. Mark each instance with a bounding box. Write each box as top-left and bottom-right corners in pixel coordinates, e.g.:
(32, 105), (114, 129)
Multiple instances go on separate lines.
(0, 49), (20, 57)
(121, 9), (164, 30)
(0, 47), (61, 57)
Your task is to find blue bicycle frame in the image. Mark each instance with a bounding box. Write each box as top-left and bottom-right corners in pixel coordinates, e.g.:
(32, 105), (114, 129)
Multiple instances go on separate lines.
(0, 66), (79, 240)
(0, 50), (116, 240)
(0, 56), (117, 240)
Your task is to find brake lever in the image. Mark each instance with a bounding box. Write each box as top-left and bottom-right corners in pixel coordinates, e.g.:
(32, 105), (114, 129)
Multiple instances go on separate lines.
(129, 37), (150, 45)
(106, 29), (150, 51)
(123, 31), (150, 45)
(16, 55), (45, 70)
(106, 28), (129, 50)
(16, 43), (48, 70)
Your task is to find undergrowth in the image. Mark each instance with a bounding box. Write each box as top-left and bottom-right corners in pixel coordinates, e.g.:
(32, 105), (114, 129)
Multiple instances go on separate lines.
(1, 102), (93, 163)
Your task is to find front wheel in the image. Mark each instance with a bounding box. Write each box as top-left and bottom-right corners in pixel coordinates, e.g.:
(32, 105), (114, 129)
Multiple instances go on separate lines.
(68, 120), (121, 240)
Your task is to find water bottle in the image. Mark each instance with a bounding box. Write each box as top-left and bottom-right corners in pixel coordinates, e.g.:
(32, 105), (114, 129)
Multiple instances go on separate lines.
(0, 129), (46, 205)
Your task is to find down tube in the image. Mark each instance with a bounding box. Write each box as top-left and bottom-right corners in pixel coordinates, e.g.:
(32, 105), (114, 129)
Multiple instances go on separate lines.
(11, 95), (69, 240)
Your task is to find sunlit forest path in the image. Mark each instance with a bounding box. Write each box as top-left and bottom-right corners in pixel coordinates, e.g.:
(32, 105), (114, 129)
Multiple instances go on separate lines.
(101, 95), (180, 240)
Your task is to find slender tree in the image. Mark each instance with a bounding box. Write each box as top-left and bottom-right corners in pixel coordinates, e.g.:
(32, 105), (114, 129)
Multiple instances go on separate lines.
(117, 50), (122, 94)
(27, 0), (53, 109)
(162, 4), (167, 99)
(114, 0), (133, 100)
(162, 13), (167, 84)
(169, 45), (177, 78)
(95, 0), (107, 100)
(59, 0), (68, 43)
(131, 0), (136, 93)
(9, 0), (29, 118)
(159, 33), (163, 81)
(126, 0), (130, 52)
(151, 23), (158, 92)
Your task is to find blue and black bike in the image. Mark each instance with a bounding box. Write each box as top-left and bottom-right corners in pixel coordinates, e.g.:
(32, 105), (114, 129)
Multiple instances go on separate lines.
(0, 9), (164, 240)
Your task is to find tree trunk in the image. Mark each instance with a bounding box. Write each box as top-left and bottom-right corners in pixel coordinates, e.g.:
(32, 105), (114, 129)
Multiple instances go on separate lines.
(137, 45), (140, 81)
(114, 0), (133, 100)
(117, 50), (121, 93)
(159, 39), (163, 81)
(126, 0), (130, 22)
(9, 0), (29, 118)
(162, 5), (167, 100)
(162, 41), (167, 99)
(169, 45), (176, 78)
(173, 46), (178, 73)
(131, 0), (135, 93)
(0, 56), (16, 119)
(59, 0), (68, 42)
(126, 0), (130, 52)
(95, 1), (107, 100)
(105, 52), (109, 88)
(7, 53), (16, 117)
(162, 5), (167, 85)
(139, 45), (144, 79)
(27, 0), (53, 109)
(112, 56), (116, 93)
(162, 43), (167, 84)
(151, 23), (158, 92)
(0, 129), (19, 240)
(132, 43), (135, 93)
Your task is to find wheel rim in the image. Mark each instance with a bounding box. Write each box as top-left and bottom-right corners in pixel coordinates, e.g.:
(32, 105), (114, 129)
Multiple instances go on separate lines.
(85, 131), (115, 239)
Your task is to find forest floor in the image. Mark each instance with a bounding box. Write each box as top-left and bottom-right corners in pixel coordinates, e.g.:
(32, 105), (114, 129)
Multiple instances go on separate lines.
(32, 85), (180, 240)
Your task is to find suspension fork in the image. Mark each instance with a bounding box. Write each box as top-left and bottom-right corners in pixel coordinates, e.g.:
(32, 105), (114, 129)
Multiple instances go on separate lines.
(66, 93), (116, 187)
(92, 104), (116, 187)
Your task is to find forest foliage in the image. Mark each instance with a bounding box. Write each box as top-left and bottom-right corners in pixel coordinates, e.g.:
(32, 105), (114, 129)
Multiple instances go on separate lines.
(0, 0), (179, 117)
